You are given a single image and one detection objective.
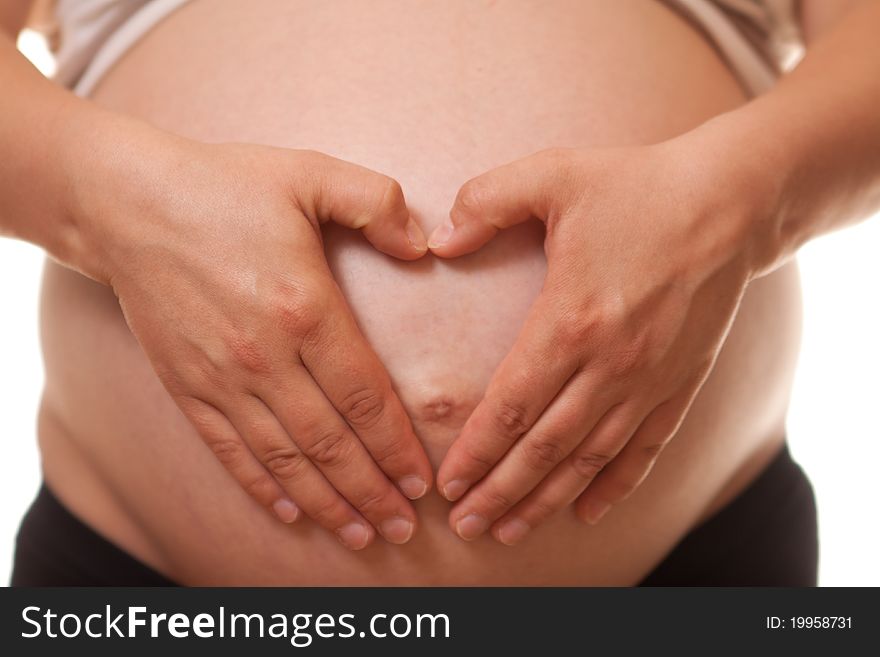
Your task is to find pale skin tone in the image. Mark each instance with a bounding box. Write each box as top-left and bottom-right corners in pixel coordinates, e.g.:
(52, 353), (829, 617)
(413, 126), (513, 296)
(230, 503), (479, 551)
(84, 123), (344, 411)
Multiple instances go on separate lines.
(432, 0), (880, 542)
(2, 0), (879, 551)
(1, 5), (436, 551)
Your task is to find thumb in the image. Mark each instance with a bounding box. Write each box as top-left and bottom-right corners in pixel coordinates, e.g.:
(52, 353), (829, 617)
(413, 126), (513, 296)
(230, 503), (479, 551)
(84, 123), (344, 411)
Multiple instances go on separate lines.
(429, 149), (567, 258)
(298, 151), (427, 260)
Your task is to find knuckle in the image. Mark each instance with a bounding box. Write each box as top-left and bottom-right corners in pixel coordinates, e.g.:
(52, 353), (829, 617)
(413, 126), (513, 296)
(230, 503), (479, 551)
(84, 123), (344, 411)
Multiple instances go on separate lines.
(289, 151), (329, 205)
(241, 413), (279, 443)
(350, 488), (388, 515)
(538, 148), (581, 190)
(607, 347), (642, 377)
(571, 450), (613, 479)
(177, 395), (218, 428)
(268, 280), (324, 339)
(523, 438), (565, 471)
(555, 311), (596, 348)
(304, 429), (354, 468)
(608, 329), (652, 377)
(493, 400), (531, 439)
(227, 337), (272, 375)
(205, 437), (245, 468)
(340, 387), (386, 429)
(370, 435), (407, 468)
(454, 178), (492, 219)
(462, 442), (498, 472)
(157, 367), (188, 397)
(185, 364), (229, 394)
(309, 496), (344, 527)
(241, 473), (276, 503)
(295, 150), (335, 185)
(169, 348), (236, 393)
(527, 497), (559, 520)
(484, 488), (515, 512)
(263, 446), (307, 480)
(555, 299), (635, 362)
(275, 299), (319, 338)
(598, 294), (628, 329)
(374, 176), (406, 214)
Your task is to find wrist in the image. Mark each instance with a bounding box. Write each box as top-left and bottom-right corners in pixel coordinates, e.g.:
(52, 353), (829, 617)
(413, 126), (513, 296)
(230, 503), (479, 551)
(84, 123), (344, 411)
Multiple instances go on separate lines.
(671, 107), (794, 281)
(57, 103), (187, 285)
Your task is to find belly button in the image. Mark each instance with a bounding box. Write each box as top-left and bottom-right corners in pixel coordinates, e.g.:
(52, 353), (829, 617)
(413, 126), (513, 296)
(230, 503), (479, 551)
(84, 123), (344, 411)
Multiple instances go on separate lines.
(419, 394), (479, 426)
(411, 391), (480, 430)
(411, 393), (479, 459)
(422, 398), (454, 422)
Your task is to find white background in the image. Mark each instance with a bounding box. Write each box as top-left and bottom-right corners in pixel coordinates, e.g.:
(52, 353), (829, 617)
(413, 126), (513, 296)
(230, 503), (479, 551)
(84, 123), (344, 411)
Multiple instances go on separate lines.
(2, 33), (878, 586)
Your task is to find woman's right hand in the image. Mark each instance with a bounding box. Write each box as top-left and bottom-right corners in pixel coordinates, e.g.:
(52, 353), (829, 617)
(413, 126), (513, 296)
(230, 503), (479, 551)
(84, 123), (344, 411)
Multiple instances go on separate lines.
(72, 134), (433, 550)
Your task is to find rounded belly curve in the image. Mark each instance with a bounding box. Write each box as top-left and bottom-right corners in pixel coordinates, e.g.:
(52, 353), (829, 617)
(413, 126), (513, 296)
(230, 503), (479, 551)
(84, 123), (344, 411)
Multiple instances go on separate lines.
(38, 0), (802, 585)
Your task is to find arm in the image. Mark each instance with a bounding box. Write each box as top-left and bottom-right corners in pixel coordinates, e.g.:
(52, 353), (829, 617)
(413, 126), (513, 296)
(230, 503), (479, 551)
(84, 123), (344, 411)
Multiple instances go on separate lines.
(0, 11), (432, 549)
(0, 6), (87, 269)
(428, 0), (880, 544)
(695, 0), (880, 276)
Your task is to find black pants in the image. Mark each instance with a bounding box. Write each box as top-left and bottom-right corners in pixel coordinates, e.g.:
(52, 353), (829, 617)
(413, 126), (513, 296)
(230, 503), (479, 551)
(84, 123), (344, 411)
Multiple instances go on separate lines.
(10, 443), (818, 587)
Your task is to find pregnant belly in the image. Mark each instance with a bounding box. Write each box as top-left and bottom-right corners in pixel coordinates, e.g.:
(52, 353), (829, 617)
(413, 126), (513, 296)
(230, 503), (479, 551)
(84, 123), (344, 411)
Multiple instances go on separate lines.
(38, 0), (802, 585)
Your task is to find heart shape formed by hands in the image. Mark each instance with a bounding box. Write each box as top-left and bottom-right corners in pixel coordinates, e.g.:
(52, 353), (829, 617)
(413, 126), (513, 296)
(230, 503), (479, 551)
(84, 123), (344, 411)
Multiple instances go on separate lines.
(111, 135), (762, 552)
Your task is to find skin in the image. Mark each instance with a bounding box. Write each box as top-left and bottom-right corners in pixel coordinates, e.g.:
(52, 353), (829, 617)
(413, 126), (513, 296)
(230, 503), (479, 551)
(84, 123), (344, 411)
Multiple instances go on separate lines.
(36, 0), (794, 585)
(0, 0), (877, 566)
(94, 141), (438, 549)
(431, 143), (759, 541)
(432, 0), (880, 543)
(0, 8), (435, 550)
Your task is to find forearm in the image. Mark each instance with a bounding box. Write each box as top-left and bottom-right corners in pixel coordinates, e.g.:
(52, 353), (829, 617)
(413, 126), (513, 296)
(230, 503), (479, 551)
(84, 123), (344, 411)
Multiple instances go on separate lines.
(690, 0), (880, 275)
(0, 34), (177, 282)
(0, 34), (86, 256)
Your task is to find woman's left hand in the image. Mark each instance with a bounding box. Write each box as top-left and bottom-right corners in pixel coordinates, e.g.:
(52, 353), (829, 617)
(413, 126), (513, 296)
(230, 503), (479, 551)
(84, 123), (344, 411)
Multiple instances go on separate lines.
(428, 138), (778, 545)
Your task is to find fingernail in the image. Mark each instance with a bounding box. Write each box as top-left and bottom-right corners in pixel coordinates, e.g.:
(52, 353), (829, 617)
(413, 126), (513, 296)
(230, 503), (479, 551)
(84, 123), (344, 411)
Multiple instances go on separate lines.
(405, 217), (427, 252)
(428, 218), (455, 249)
(398, 475), (428, 500)
(272, 499), (299, 523)
(496, 518), (530, 546)
(379, 516), (414, 544)
(582, 500), (611, 525)
(442, 479), (470, 502)
(455, 513), (488, 541)
(337, 522), (371, 550)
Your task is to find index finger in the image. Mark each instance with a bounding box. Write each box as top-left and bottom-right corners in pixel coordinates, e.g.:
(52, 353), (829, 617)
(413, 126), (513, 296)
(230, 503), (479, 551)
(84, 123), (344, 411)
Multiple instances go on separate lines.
(300, 285), (434, 500)
(436, 297), (579, 502)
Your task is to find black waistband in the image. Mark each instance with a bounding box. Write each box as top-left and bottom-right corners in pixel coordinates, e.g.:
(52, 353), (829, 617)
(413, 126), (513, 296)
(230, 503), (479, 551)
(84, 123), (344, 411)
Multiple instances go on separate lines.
(10, 443), (817, 586)
(11, 485), (175, 586)
(641, 443), (818, 586)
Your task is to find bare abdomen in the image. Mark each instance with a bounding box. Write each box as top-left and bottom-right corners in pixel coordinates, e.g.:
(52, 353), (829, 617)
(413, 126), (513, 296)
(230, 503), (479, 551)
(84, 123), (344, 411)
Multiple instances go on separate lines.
(37, 0), (802, 585)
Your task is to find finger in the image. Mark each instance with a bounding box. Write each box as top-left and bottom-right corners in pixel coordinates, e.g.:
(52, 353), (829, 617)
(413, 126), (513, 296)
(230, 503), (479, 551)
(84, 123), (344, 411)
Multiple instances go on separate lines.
(447, 374), (614, 540)
(490, 404), (643, 546)
(301, 293), (433, 501)
(575, 395), (688, 524)
(262, 365), (419, 545)
(179, 396), (300, 524)
(437, 297), (578, 503)
(223, 394), (377, 550)
(297, 151), (427, 259)
(429, 148), (576, 257)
